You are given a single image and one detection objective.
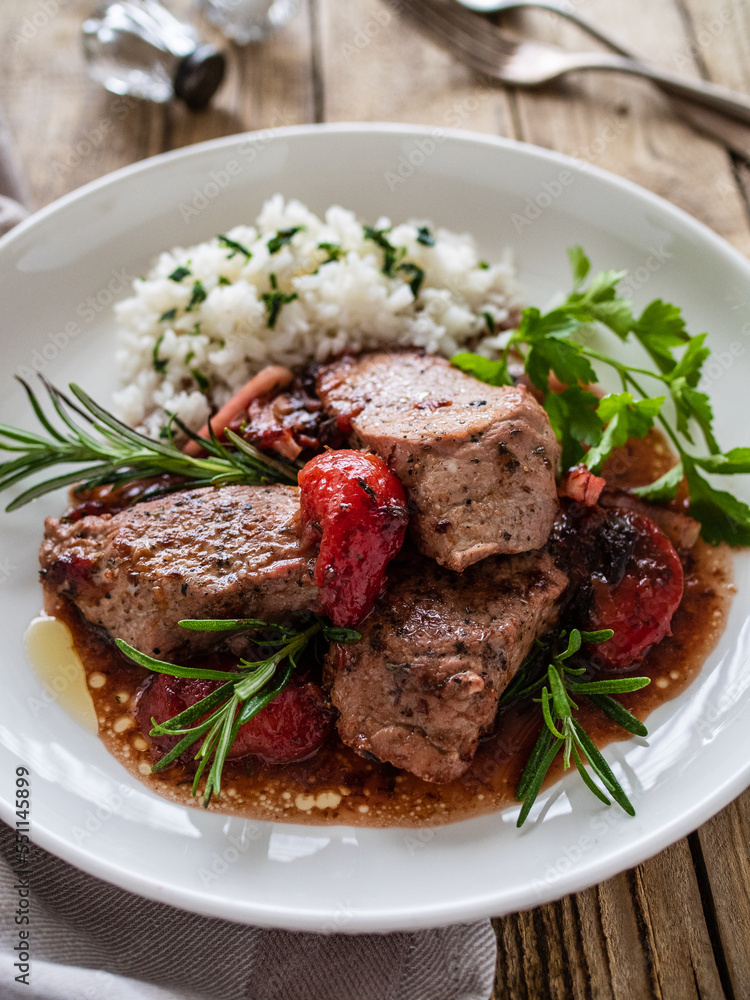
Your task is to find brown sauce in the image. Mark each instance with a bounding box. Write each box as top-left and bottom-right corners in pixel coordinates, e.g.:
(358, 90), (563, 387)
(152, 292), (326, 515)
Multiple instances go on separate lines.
(42, 431), (735, 828)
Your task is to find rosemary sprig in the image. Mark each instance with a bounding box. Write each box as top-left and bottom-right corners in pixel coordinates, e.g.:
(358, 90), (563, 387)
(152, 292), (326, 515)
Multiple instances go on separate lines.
(0, 377), (300, 512)
(116, 616), (360, 808)
(509, 628), (650, 827)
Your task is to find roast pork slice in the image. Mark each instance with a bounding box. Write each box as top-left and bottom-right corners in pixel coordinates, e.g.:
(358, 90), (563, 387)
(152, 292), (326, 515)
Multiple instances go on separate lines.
(39, 485), (319, 658)
(316, 351), (561, 571)
(326, 548), (569, 783)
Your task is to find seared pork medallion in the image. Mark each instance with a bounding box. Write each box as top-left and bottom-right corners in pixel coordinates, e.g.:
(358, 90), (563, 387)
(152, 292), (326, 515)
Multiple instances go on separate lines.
(316, 352), (560, 570)
(328, 550), (568, 783)
(40, 485), (319, 658)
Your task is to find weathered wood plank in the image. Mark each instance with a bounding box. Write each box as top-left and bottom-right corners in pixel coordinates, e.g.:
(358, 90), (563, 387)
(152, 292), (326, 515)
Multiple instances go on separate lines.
(317, 0), (517, 137)
(695, 788), (750, 999)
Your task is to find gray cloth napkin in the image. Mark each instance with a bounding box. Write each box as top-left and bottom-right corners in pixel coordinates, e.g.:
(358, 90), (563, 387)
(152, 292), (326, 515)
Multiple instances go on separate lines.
(0, 822), (497, 1000)
(0, 129), (497, 1000)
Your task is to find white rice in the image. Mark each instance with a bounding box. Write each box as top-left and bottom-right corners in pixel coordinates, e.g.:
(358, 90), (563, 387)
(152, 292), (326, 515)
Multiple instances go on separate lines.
(113, 195), (520, 436)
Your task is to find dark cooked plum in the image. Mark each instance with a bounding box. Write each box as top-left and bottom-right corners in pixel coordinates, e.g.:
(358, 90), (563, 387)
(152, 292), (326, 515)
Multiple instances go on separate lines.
(135, 673), (335, 765)
(586, 512), (684, 668)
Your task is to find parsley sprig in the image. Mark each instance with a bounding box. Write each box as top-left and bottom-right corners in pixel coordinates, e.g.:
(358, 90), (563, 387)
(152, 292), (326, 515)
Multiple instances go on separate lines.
(453, 247), (750, 545)
(504, 628), (649, 827)
(0, 377), (299, 512)
(116, 616), (360, 807)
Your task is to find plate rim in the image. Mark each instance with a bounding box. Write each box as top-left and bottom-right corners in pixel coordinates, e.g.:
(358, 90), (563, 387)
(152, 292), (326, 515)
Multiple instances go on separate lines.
(1, 121), (749, 931)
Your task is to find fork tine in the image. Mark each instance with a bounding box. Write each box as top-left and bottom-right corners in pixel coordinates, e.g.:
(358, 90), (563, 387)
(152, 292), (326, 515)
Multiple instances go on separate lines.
(398, 0), (513, 77)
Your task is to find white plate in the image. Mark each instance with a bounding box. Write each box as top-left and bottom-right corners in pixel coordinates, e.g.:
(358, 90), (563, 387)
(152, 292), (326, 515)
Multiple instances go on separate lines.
(0, 123), (749, 933)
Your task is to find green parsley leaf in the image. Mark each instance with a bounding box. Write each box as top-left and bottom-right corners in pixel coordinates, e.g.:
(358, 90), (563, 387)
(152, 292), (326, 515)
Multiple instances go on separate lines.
(152, 335), (167, 375)
(568, 245), (590, 289)
(544, 385), (602, 469)
(671, 381), (719, 452)
(191, 369), (210, 392)
(632, 299), (690, 371)
(519, 307), (596, 391)
(683, 457), (750, 545)
(632, 462), (684, 502)
(585, 268), (629, 305)
(692, 448), (750, 474)
(399, 262), (425, 297)
(262, 289), (298, 329)
(186, 280), (207, 312)
(168, 266), (191, 282)
(363, 225), (405, 276)
(585, 393), (664, 473)
(451, 352), (513, 387)
(218, 235), (252, 260)
(267, 226), (303, 255)
(667, 333), (710, 386)
(585, 298), (635, 337)
(416, 225), (436, 247)
(159, 307), (178, 323)
(318, 242), (344, 263)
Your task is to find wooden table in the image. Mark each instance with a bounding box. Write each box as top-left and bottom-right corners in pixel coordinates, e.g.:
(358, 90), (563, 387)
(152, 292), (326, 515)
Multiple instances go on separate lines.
(2, 0), (749, 996)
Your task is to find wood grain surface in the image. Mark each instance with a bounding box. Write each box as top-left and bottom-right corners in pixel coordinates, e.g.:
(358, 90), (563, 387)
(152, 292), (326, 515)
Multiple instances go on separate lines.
(1, 0), (748, 996)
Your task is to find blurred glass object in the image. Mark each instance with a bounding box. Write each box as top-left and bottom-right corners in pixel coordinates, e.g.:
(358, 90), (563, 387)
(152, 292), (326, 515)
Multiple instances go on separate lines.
(82, 1), (226, 110)
(201, 0), (301, 44)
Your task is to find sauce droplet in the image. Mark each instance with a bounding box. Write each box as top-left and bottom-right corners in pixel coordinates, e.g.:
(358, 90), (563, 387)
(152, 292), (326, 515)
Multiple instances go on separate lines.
(24, 616), (98, 735)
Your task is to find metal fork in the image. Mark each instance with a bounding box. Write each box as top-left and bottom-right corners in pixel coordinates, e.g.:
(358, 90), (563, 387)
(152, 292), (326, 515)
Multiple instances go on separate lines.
(400, 0), (750, 125)
(457, 0), (634, 56)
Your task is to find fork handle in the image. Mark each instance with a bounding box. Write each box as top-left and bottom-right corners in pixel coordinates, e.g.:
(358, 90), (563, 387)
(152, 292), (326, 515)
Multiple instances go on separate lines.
(564, 52), (750, 126)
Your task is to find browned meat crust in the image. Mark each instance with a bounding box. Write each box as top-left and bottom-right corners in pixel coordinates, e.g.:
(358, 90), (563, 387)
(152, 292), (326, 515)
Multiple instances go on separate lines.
(316, 352), (561, 571)
(237, 376), (345, 461)
(326, 549), (569, 783)
(39, 485), (319, 658)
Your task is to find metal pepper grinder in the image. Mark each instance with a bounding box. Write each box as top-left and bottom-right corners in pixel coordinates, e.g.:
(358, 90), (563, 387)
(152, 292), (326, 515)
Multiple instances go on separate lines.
(82, 1), (227, 110)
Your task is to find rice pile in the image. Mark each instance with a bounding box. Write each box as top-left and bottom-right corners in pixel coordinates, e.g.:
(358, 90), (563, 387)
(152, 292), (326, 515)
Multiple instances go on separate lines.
(114, 195), (520, 436)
